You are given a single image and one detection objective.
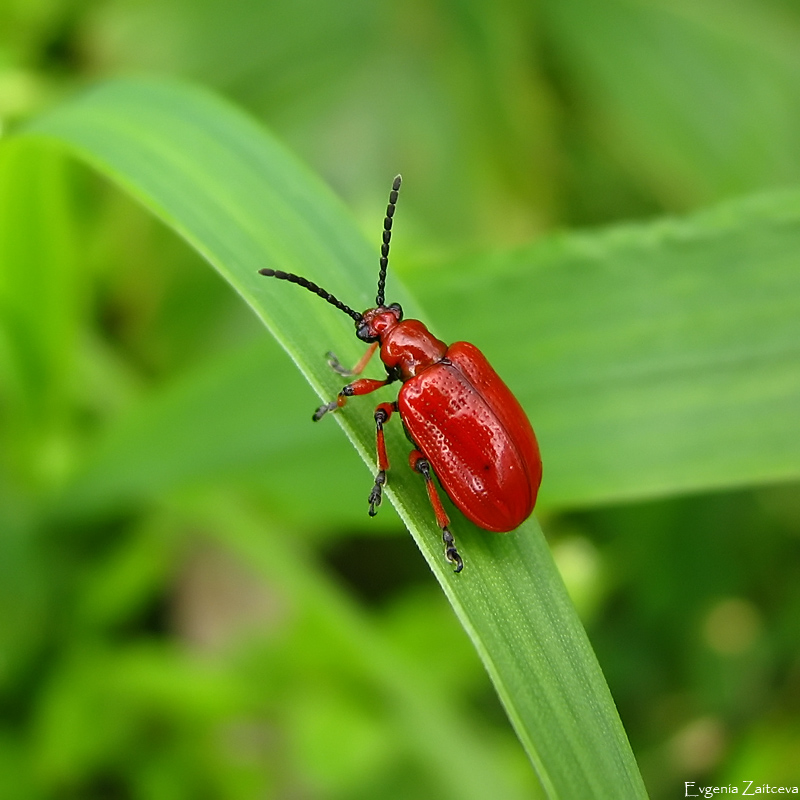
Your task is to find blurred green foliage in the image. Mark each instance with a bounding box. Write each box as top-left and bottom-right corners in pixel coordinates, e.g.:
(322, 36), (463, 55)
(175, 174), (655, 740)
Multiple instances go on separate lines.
(1, 0), (800, 798)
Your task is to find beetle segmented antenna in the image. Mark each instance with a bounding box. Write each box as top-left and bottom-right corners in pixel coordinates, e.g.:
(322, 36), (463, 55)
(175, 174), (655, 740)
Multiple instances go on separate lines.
(376, 174), (402, 307)
(258, 269), (363, 322)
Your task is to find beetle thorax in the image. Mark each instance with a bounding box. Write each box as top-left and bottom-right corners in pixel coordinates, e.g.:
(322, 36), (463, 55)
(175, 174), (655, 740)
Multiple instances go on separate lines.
(379, 319), (448, 380)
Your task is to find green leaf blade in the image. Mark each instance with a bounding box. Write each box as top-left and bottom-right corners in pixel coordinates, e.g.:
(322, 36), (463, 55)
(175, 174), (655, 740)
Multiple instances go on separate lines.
(415, 194), (800, 508)
(13, 78), (647, 797)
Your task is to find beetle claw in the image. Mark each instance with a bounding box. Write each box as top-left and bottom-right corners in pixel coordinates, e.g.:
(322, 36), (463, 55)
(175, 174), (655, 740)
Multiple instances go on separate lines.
(368, 470), (386, 516)
(312, 399), (338, 421)
(442, 527), (463, 573)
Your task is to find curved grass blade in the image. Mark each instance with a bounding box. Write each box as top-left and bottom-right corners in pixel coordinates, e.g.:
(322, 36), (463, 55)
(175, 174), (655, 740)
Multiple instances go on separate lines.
(15, 78), (646, 797)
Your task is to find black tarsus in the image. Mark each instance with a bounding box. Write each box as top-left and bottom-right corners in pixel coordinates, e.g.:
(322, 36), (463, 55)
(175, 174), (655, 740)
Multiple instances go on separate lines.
(376, 174), (402, 307)
(368, 470), (385, 516)
(258, 268), (362, 322)
(442, 528), (463, 574)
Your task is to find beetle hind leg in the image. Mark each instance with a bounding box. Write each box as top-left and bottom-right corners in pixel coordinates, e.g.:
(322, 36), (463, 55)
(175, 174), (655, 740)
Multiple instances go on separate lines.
(409, 450), (463, 574)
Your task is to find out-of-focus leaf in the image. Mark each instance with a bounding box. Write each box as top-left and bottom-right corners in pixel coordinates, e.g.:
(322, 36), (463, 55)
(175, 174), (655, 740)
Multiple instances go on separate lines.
(61, 337), (377, 528)
(16, 79), (645, 797)
(0, 140), (80, 465)
(543, 0), (800, 205)
(0, 141), (82, 694)
(414, 191), (800, 508)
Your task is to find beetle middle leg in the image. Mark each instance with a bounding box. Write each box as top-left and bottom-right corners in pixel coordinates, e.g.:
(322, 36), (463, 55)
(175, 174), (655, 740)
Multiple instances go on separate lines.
(368, 401), (397, 516)
(409, 450), (463, 573)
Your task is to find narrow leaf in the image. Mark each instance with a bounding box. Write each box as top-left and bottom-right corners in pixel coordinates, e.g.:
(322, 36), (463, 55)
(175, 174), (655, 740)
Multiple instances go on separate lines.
(14, 78), (646, 797)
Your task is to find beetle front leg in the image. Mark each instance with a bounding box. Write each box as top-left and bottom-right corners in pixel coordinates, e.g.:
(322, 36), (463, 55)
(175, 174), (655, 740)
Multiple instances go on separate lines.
(409, 450), (463, 573)
(368, 402), (396, 516)
(312, 376), (393, 421)
(326, 342), (379, 377)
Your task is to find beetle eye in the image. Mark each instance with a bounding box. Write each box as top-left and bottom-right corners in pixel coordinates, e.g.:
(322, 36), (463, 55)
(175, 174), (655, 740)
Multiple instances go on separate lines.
(388, 302), (403, 320)
(356, 323), (377, 343)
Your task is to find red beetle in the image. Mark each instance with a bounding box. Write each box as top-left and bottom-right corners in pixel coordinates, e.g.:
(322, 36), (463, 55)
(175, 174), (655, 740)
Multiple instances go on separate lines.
(259, 176), (541, 571)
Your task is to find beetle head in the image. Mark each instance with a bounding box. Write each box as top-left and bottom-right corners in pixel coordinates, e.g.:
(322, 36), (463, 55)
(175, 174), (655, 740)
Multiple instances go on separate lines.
(356, 303), (403, 343)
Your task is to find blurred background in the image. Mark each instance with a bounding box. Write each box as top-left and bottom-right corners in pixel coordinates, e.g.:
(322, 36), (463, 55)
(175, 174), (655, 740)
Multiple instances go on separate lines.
(2, 0), (800, 798)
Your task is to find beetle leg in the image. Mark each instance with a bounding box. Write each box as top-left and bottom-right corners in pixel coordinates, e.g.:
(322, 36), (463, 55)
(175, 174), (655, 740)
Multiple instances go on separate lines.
(368, 402), (396, 515)
(312, 376), (394, 421)
(326, 342), (379, 376)
(409, 450), (463, 574)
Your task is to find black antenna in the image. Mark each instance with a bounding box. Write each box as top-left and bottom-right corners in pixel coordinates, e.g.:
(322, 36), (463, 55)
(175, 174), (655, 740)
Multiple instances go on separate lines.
(258, 269), (363, 322)
(376, 174), (402, 307)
